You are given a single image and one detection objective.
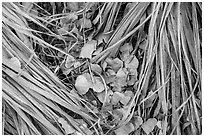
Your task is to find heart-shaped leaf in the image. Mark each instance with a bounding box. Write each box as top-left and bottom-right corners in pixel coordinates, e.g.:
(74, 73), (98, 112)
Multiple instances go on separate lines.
(142, 118), (157, 134)
(115, 122), (134, 135)
(75, 74), (92, 94)
(80, 40), (97, 59)
(133, 116), (143, 130)
(58, 118), (75, 135)
(92, 77), (104, 93)
(10, 57), (21, 69)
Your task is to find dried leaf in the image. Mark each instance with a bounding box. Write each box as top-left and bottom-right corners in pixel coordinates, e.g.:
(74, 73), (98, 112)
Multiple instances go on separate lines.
(79, 40), (97, 59)
(156, 121), (162, 129)
(61, 13), (78, 24)
(106, 58), (123, 72)
(133, 116), (143, 130)
(95, 31), (113, 44)
(125, 55), (139, 75)
(92, 77), (104, 93)
(97, 89), (113, 103)
(142, 118), (157, 134)
(10, 57), (21, 69)
(65, 54), (76, 68)
(75, 74), (92, 95)
(58, 118), (75, 135)
(120, 96), (131, 106)
(93, 46), (103, 55)
(124, 90), (134, 97)
(115, 122), (134, 135)
(111, 92), (125, 105)
(91, 63), (102, 74)
(79, 18), (92, 29)
(120, 43), (133, 53)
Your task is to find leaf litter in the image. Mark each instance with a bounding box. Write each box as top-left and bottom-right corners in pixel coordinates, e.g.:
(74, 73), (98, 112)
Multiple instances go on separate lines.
(3, 2), (201, 135)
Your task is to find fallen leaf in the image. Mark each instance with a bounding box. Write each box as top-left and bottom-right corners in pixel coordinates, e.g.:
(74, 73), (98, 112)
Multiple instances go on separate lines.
(120, 43), (133, 53)
(58, 118), (75, 135)
(75, 74), (92, 94)
(120, 51), (131, 61)
(120, 96), (131, 106)
(95, 31), (113, 44)
(127, 75), (137, 85)
(115, 122), (134, 135)
(106, 58), (123, 72)
(92, 46), (103, 55)
(10, 57), (21, 69)
(79, 40), (97, 59)
(111, 92), (125, 105)
(97, 89), (113, 103)
(133, 116), (143, 130)
(92, 77), (104, 93)
(124, 90), (134, 97)
(73, 61), (81, 68)
(65, 54), (76, 68)
(61, 13), (78, 24)
(125, 55), (139, 75)
(91, 63), (102, 74)
(142, 118), (157, 134)
(156, 121), (162, 129)
(79, 18), (92, 29)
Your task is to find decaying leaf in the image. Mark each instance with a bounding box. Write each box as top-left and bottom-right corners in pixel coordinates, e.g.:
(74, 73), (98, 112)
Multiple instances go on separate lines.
(115, 122), (134, 135)
(61, 13), (78, 24)
(79, 40), (97, 59)
(133, 116), (143, 130)
(75, 74), (92, 94)
(112, 68), (128, 92)
(142, 118), (157, 134)
(120, 43), (133, 53)
(58, 118), (75, 135)
(92, 77), (105, 93)
(120, 96), (131, 106)
(97, 89), (113, 103)
(125, 55), (139, 75)
(91, 63), (102, 74)
(156, 121), (162, 129)
(111, 92), (125, 105)
(106, 58), (123, 72)
(10, 57), (21, 69)
(93, 46), (103, 55)
(78, 18), (92, 29)
(65, 54), (76, 68)
(95, 31), (113, 44)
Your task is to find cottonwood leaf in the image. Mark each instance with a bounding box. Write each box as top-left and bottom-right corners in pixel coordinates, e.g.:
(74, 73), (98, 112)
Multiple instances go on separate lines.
(61, 13), (78, 24)
(142, 118), (157, 134)
(125, 55), (139, 75)
(115, 122), (134, 135)
(79, 18), (92, 29)
(111, 92), (125, 105)
(120, 43), (133, 53)
(156, 121), (162, 129)
(97, 89), (113, 103)
(124, 90), (134, 97)
(95, 31), (113, 44)
(133, 116), (143, 130)
(92, 77), (104, 93)
(58, 118), (75, 135)
(120, 96), (131, 106)
(106, 58), (123, 72)
(65, 54), (76, 68)
(80, 40), (97, 59)
(10, 57), (21, 69)
(93, 46), (103, 55)
(75, 74), (92, 94)
(91, 63), (102, 74)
